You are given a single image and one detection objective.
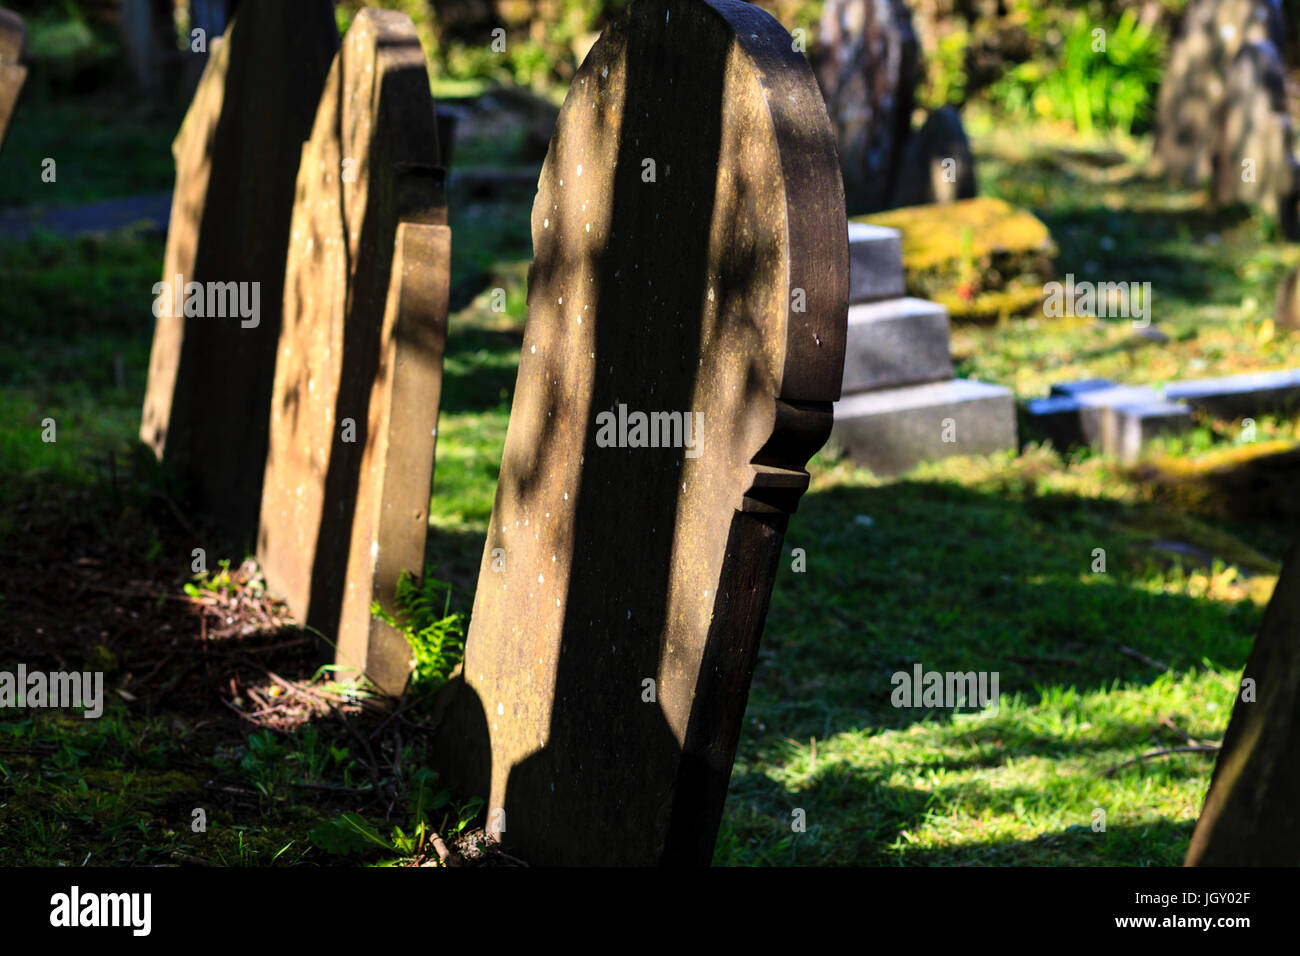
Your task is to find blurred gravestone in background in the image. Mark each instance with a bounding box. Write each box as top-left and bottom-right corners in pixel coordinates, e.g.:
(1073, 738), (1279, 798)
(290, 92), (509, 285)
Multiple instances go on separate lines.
(432, 0), (847, 865)
(139, 1), (338, 547)
(0, 8), (25, 154)
(1186, 536), (1300, 865)
(891, 103), (976, 207)
(116, 0), (233, 99)
(258, 9), (447, 696)
(817, 0), (919, 213)
(1153, 0), (1286, 185)
(1212, 39), (1299, 238)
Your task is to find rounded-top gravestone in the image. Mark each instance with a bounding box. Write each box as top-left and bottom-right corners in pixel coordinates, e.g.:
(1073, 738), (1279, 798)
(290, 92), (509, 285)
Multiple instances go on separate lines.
(432, 0), (848, 865)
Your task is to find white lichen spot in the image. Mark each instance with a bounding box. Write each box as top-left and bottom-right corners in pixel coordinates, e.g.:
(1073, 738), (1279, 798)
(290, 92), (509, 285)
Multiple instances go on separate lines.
(496, 702), (504, 716)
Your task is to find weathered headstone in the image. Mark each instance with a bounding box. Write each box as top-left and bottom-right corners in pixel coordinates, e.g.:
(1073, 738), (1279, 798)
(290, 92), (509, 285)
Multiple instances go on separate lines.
(139, 1), (339, 546)
(1153, 0), (1285, 186)
(1212, 40), (1298, 237)
(257, 10), (447, 695)
(890, 105), (977, 208)
(0, 8), (26, 154)
(432, 0), (847, 865)
(816, 0), (918, 214)
(1186, 535), (1300, 865)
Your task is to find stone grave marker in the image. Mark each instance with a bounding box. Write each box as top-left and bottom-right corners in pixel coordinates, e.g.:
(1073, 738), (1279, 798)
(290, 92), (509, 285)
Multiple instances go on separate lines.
(891, 105), (977, 208)
(830, 221), (1017, 476)
(1186, 535), (1300, 865)
(257, 10), (447, 695)
(816, 0), (918, 213)
(1154, 0), (1285, 186)
(139, 0), (339, 546)
(431, 0), (848, 865)
(1212, 40), (1299, 238)
(0, 8), (26, 154)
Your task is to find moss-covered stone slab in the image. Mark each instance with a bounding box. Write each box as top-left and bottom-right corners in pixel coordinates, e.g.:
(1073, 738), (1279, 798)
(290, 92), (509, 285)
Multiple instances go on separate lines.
(431, 0), (847, 865)
(858, 197), (1056, 323)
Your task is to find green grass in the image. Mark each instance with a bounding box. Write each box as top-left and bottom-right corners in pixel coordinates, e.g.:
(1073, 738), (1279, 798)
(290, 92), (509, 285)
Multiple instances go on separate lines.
(3, 91), (1298, 866)
(0, 99), (177, 207)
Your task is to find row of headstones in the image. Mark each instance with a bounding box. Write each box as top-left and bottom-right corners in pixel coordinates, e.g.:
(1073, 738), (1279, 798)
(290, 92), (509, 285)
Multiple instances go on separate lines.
(141, 0), (849, 865)
(1154, 0), (1299, 237)
(118, 0), (1300, 867)
(141, 2), (450, 696)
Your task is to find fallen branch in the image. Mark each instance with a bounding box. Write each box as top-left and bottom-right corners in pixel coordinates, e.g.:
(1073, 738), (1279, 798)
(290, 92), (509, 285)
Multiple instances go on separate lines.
(1103, 744), (1220, 777)
(1119, 645), (1170, 672)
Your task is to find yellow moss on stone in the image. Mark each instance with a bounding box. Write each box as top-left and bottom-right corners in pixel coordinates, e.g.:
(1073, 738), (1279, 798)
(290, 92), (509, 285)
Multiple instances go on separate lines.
(857, 198), (1056, 321)
(859, 197), (1056, 271)
(936, 283), (1047, 324)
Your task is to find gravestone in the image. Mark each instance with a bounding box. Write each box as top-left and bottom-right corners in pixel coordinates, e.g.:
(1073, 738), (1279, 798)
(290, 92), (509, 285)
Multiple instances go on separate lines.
(257, 10), (447, 696)
(1212, 40), (1298, 237)
(1153, 0), (1285, 186)
(1186, 535), (1300, 865)
(431, 0), (848, 865)
(891, 105), (977, 208)
(139, 1), (338, 546)
(0, 8), (25, 154)
(1276, 264), (1300, 329)
(816, 0), (918, 214)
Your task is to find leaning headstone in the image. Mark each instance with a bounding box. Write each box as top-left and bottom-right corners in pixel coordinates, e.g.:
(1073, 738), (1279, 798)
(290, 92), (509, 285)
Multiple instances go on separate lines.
(0, 8), (26, 154)
(431, 0), (847, 865)
(1153, 0), (1285, 186)
(816, 0), (918, 214)
(890, 105), (977, 208)
(1212, 40), (1299, 237)
(1186, 535), (1300, 865)
(139, 1), (338, 546)
(257, 10), (446, 696)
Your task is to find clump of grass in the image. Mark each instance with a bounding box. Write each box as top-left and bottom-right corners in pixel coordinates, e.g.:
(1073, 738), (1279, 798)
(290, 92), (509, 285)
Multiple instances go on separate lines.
(370, 571), (467, 697)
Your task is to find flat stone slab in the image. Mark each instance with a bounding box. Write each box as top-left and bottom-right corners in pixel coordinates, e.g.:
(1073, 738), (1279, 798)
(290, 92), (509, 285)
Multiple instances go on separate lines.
(1049, 378), (1116, 397)
(848, 222), (904, 304)
(257, 9), (445, 694)
(831, 379), (1017, 476)
(1028, 384), (1193, 460)
(138, 1), (339, 544)
(1109, 400), (1195, 465)
(431, 0), (847, 866)
(842, 296), (951, 393)
(1165, 368), (1300, 419)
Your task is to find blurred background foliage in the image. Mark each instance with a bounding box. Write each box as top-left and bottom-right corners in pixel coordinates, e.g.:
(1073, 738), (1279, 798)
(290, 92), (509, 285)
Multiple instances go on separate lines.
(5, 1), (1300, 134)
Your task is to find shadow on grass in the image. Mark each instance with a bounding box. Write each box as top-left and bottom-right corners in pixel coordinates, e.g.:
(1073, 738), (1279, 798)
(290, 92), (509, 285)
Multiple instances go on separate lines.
(751, 476), (1273, 742)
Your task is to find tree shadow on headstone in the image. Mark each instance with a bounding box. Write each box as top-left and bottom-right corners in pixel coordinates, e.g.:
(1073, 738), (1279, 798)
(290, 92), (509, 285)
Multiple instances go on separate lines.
(494, 4), (729, 866)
